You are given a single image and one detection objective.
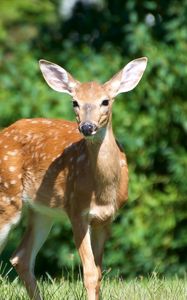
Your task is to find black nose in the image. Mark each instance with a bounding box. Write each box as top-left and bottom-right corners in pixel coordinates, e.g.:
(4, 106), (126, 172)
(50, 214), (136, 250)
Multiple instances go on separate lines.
(79, 122), (97, 136)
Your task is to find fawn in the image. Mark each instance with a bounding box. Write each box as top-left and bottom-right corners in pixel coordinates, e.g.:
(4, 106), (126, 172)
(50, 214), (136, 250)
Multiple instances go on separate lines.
(0, 57), (147, 300)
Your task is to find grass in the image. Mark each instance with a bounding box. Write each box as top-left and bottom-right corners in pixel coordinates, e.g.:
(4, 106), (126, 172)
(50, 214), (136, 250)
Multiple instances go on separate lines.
(0, 269), (187, 300)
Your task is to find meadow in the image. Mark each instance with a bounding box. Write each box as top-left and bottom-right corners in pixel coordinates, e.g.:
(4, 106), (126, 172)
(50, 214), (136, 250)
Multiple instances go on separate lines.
(1, 269), (187, 300)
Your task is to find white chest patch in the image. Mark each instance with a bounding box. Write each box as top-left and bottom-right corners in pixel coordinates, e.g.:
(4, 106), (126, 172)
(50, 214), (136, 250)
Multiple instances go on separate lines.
(88, 204), (116, 223)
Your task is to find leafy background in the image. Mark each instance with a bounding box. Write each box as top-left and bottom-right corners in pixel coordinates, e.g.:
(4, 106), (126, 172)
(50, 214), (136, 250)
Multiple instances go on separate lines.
(1, 0), (187, 278)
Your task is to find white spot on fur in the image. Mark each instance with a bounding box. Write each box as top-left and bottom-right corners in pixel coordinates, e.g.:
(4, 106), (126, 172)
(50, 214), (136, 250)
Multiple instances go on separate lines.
(9, 166), (16, 172)
(7, 150), (18, 156)
(4, 182), (9, 188)
(2, 196), (10, 204)
(10, 180), (17, 185)
(26, 133), (33, 140)
(42, 120), (52, 124)
(4, 132), (10, 137)
(13, 136), (19, 141)
(120, 159), (126, 167)
(10, 129), (16, 134)
(3, 156), (8, 161)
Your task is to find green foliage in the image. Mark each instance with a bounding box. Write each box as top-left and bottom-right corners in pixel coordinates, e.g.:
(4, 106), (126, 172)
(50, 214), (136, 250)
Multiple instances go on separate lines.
(1, 0), (187, 278)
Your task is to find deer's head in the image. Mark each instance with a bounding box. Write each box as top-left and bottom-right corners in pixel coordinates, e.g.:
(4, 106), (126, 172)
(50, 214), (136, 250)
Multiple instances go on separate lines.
(39, 57), (147, 138)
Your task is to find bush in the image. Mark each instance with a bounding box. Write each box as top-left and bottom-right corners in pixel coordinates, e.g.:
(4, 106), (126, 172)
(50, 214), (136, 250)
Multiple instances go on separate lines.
(1, 0), (187, 278)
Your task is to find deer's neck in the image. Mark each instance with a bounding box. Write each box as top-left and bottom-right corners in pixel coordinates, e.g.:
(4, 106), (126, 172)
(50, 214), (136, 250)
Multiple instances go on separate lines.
(86, 122), (120, 187)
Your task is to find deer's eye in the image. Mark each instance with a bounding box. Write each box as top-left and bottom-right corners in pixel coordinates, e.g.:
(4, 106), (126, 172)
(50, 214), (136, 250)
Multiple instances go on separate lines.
(101, 99), (109, 106)
(72, 101), (79, 108)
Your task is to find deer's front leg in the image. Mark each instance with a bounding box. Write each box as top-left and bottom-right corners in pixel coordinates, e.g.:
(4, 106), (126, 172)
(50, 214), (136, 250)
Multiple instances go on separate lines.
(71, 217), (100, 300)
(91, 223), (110, 294)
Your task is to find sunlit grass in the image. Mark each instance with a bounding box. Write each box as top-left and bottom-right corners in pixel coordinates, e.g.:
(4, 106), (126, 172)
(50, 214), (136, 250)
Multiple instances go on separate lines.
(0, 268), (187, 300)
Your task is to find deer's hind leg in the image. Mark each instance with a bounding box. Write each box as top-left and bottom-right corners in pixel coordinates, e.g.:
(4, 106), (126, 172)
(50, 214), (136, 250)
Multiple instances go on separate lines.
(10, 208), (53, 300)
(0, 145), (23, 255)
(0, 195), (22, 255)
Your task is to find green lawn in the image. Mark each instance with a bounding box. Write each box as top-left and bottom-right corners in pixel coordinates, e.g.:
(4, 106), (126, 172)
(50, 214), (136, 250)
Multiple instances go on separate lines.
(0, 271), (187, 300)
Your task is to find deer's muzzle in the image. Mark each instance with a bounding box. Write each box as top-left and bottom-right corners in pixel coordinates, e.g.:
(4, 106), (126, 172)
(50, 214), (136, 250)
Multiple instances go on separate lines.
(79, 122), (97, 137)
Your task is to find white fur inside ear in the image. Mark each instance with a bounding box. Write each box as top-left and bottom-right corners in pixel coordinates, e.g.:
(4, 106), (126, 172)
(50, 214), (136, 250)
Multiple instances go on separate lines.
(39, 60), (76, 94)
(118, 57), (148, 93)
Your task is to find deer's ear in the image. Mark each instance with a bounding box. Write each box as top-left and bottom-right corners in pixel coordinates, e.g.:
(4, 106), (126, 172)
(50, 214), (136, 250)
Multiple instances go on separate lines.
(104, 57), (148, 98)
(39, 60), (79, 95)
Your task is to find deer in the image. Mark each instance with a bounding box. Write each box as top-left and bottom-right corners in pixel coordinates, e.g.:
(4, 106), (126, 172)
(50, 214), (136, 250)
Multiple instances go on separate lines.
(0, 57), (147, 300)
